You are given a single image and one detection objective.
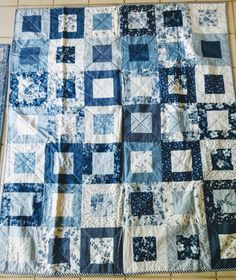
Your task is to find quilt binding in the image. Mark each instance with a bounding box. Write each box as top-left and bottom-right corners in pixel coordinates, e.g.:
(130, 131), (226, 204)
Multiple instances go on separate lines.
(0, 1), (235, 276)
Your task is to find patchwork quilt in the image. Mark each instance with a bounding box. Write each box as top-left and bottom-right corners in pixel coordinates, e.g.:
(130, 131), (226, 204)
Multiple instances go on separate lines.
(0, 2), (236, 276)
(0, 45), (10, 142)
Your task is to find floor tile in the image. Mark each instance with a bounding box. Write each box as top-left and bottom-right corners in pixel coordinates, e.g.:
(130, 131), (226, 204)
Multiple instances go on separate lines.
(0, 0), (18, 6)
(125, 0), (160, 3)
(217, 271), (236, 277)
(89, 0), (124, 4)
(0, 7), (16, 38)
(230, 34), (236, 67)
(171, 272), (215, 278)
(54, 0), (88, 4)
(228, 2), (235, 34)
(19, 0), (53, 4)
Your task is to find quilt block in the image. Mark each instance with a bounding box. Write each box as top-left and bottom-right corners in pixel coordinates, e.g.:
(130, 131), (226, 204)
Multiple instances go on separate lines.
(0, 3), (236, 276)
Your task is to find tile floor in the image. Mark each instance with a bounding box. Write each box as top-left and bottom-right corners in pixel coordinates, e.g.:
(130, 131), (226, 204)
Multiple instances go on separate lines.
(0, 0), (235, 279)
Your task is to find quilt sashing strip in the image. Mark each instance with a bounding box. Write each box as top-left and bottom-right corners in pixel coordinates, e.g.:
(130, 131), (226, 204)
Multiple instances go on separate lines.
(0, 2), (236, 276)
(0, 44), (10, 143)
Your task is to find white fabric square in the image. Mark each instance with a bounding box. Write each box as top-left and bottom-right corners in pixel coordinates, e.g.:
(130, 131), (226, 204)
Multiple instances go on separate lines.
(128, 11), (148, 29)
(7, 237), (31, 263)
(207, 110), (229, 131)
(53, 152), (74, 175)
(51, 193), (74, 217)
(9, 192), (34, 216)
(90, 237), (114, 264)
(93, 78), (114, 98)
(130, 76), (152, 97)
(213, 189), (236, 213)
(58, 14), (77, 32)
(168, 75), (187, 95)
(92, 152), (114, 175)
(131, 112), (152, 134)
(195, 65), (234, 103)
(219, 233), (236, 259)
(171, 149), (193, 172)
(85, 105), (122, 143)
(4, 143), (45, 184)
(16, 115), (38, 136)
(130, 151), (153, 173)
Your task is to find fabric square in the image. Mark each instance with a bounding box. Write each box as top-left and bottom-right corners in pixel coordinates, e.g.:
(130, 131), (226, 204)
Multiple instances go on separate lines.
(123, 104), (160, 142)
(203, 180), (236, 224)
(56, 46), (75, 63)
(195, 65), (234, 103)
(92, 44), (112, 63)
(124, 142), (162, 183)
(130, 151), (153, 173)
(171, 149), (192, 172)
(14, 152), (35, 174)
(80, 227), (122, 274)
(93, 113), (114, 135)
(0, 183), (43, 226)
(22, 15), (41, 32)
(50, 8), (84, 39)
(133, 236), (157, 262)
(4, 144), (45, 184)
(85, 6), (119, 38)
(81, 183), (122, 228)
(43, 184), (82, 227)
(163, 181), (206, 225)
(200, 140), (236, 181)
(205, 74), (225, 94)
(44, 143), (83, 184)
(159, 67), (196, 103)
(48, 238), (70, 264)
(85, 105), (121, 143)
(163, 10), (183, 27)
(207, 110), (229, 131)
(90, 237), (114, 264)
(120, 5), (156, 36)
(84, 70), (121, 106)
(201, 40), (222, 58)
(166, 42), (185, 61)
(162, 141), (202, 182)
(208, 224), (236, 269)
(83, 143), (122, 184)
(7, 237), (32, 263)
(93, 13), (112, 30)
(129, 44), (149, 62)
(130, 192), (154, 216)
(20, 47), (40, 65)
(130, 76), (152, 97)
(84, 37), (119, 71)
(121, 35), (157, 71)
(123, 225), (168, 273)
(14, 9), (50, 40)
(56, 78), (76, 99)
(176, 235), (200, 260)
(10, 72), (48, 107)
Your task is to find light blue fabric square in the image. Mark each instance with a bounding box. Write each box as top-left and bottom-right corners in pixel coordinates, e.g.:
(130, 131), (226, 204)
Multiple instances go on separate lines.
(168, 111), (190, 133)
(93, 113), (114, 135)
(172, 191), (195, 215)
(14, 152), (35, 174)
(166, 42), (185, 61)
(93, 13), (112, 30)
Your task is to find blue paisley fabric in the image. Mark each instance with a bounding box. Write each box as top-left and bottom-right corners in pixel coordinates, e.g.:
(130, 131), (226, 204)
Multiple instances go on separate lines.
(0, 3), (236, 276)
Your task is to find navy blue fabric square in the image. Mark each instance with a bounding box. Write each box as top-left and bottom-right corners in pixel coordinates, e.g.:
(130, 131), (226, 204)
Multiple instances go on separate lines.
(163, 10), (183, 27)
(92, 45), (112, 63)
(162, 141), (203, 182)
(50, 8), (84, 39)
(56, 46), (75, 63)
(201, 40), (222, 58)
(176, 235), (200, 260)
(159, 67), (196, 103)
(20, 47), (40, 65)
(84, 70), (121, 106)
(211, 149), (233, 171)
(80, 227), (123, 273)
(133, 236), (157, 262)
(22, 15), (41, 32)
(123, 104), (161, 142)
(44, 143), (83, 184)
(0, 183), (43, 226)
(129, 44), (149, 62)
(120, 5), (156, 36)
(48, 238), (70, 264)
(56, 79), (76, 98)
(130, 192), (154, 216)
(204, 74), (225, 94)
(208, 224), (236, 269)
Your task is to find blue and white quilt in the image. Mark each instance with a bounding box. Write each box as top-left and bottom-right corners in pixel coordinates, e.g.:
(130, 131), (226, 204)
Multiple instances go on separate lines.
(0, 3), (236, 276)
